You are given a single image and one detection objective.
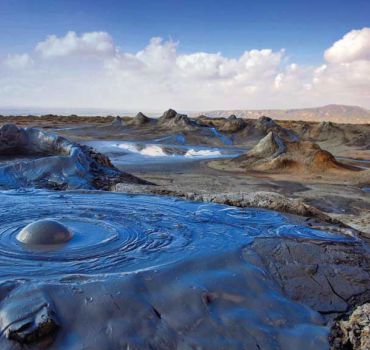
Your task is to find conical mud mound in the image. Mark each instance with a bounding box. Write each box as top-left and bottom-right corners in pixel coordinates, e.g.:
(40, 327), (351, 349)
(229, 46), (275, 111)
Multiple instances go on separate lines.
(231, 131), (360, 174)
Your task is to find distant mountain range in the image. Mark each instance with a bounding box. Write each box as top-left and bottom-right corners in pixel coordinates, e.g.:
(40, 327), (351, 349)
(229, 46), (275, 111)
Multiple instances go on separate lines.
(197, 105), (370, 124)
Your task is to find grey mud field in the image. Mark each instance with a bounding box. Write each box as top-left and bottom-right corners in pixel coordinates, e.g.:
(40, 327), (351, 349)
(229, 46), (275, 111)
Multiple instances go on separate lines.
(0, 111), (369, 350)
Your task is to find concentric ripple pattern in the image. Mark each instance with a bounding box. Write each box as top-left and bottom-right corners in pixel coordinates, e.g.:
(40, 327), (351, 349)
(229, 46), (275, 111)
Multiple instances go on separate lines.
(0, 189), (352, 279)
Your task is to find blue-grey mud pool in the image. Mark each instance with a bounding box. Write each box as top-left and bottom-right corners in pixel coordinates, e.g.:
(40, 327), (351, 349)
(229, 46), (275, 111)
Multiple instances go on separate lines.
(0, 189), (351, 278)
(0, 188), (360, 350)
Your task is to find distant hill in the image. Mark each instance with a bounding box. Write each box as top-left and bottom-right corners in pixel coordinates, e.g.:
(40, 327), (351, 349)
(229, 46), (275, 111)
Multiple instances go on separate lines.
(197, 105), (370, 124)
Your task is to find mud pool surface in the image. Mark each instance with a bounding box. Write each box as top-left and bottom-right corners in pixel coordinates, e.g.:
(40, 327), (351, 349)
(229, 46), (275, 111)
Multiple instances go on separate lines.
(0, 189), (359, 349)
(83, 140), (244, 171)
(0, 189), (351, 279)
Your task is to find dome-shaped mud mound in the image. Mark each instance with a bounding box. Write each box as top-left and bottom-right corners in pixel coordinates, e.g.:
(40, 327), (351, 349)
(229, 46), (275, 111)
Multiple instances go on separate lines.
(0, 124), (148, 190)
(240, 116), (299, 142)
(197, 115), (299, 146)
(129, 112), (152, 126)
(111, 116), (124, 127)
(158, 109), (198, 130)
(218, 115), (246, 133)
(17, 219), (72, 245)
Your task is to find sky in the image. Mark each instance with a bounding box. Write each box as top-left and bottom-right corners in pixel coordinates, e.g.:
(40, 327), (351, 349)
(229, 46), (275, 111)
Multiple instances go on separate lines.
(0, 0), (369, 112)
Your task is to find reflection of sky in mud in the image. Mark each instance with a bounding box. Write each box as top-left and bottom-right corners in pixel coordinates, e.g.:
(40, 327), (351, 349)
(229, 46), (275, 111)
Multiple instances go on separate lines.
(84, 140), (244, 166)
(0, 189), (353, 279)
(209, 127), (233, 145)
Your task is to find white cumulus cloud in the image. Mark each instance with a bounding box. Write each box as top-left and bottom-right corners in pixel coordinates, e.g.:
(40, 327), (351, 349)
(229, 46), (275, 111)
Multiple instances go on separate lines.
(1, 28), (370, 111)
(35, 31), (115, 58)
(324, 27), (370, 63)
(102, 39), (288, 109)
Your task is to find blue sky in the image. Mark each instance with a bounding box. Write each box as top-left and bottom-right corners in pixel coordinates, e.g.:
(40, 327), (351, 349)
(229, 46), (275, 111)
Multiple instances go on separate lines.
(0, 0), (369, 111)
(1, 0), (369, 64)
